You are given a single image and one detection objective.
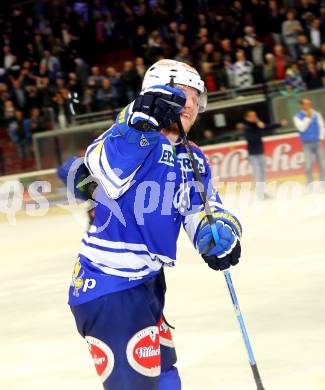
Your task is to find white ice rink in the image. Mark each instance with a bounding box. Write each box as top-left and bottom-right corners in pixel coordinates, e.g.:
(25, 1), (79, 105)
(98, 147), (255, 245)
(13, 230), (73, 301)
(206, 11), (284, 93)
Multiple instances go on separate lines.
(1, 189), (325, 390)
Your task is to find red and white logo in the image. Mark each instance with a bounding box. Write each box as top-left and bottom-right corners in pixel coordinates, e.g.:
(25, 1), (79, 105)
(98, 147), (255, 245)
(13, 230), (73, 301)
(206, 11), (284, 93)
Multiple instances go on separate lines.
(126, 326), (161, 377)
(158, 317), (174, 348)
(85, 336), (114, 383)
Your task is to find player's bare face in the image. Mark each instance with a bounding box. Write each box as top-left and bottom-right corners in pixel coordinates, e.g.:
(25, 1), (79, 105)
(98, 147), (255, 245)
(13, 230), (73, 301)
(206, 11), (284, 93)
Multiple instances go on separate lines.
(177, 85), (199, 133)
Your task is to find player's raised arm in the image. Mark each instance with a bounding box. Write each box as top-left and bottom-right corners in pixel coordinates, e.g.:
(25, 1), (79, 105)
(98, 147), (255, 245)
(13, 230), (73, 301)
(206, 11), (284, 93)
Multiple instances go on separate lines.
(84, 85), (186, 199)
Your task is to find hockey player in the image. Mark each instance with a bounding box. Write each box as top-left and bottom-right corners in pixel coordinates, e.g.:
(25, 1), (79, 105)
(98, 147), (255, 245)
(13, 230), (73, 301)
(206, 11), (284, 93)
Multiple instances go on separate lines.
(68, 59), (242, 389)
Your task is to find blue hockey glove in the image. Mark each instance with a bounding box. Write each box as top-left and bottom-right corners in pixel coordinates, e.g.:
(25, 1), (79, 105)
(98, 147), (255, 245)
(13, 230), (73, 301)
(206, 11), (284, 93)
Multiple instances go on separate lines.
(127, 85), (186, 132)
(196, 211), (242, 271)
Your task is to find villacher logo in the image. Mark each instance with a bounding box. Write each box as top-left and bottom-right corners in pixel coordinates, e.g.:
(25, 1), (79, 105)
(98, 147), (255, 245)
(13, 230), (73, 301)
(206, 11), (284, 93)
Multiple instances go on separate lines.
(85, 336), (115, 383)
(126, 326), (161, 377)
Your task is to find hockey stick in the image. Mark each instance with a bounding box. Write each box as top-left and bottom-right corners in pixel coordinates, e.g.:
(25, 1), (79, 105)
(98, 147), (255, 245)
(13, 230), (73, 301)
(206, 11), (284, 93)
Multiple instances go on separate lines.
(169, 79), (265, 390)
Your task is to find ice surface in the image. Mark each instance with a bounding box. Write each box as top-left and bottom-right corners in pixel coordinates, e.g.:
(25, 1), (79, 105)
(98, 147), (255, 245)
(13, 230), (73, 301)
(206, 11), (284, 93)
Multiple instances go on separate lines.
(1, 192), (325, 389)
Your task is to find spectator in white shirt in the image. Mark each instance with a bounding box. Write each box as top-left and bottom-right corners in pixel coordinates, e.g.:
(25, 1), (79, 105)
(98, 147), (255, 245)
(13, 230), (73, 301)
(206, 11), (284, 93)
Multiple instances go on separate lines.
(231, 50), (253, 88)
(293, 98), (325, 189)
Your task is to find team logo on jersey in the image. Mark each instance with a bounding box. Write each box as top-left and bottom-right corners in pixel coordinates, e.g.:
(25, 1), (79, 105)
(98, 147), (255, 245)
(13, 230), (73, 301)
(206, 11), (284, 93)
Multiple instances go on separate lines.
(71, 257), (97, 297)
(126, 326), (161, 377)
(177, 152), (205, 173)
(158, 317), (174, 348)
(159, 144), (175, 166)
(71, 257), (85, 297)
(140, 134), (149, 147)
(85, 336), (115, 383)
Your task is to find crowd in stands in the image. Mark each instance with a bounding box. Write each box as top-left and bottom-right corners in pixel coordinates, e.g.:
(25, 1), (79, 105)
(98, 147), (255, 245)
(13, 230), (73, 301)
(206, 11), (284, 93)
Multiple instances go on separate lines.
(0, 0), (324, 166)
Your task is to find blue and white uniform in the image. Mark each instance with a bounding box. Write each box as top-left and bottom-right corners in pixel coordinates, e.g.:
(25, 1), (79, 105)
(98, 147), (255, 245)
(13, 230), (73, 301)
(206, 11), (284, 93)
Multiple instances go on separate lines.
(69, 104), (222, 306)
(67, 62), (239, 389)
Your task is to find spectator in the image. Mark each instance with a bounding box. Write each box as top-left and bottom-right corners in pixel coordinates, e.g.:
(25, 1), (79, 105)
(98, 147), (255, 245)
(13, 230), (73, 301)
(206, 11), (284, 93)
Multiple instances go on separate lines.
(52, 91), (71, 129)
(145, 32), (164, 64)
(25, 85), (41, 112)
(3, 46), (15, 70)
(201, 42), (217, 64)
(10, 79), (27, 112)
(37, 77), (54, 108)
(74, 58), (89, 89)
(302, 62), (323, 89)
(105, 66), (123, 108)
(281, 9), (303, 60)
(220, 39), (235, 62)
(293, 98), (325, 190)
(242, 110), (287, 199)
(229, 1), (246, 37)
(132, 25), (148, 57)
(308, 18), (324, 50)
(273, 44), (290, 80)
(285, 62), (306, 91)
(36, 62), (51, 80)
(266, 0), (285, 45)
(297, 34), (316, 58)
(29, 107), (46, 133)
(8, 110), (31, 160)
(120, 61), (141, 102)
(174, 46), (193, 65)
(244, 26), (256, 47)
(0, 83), (9, 123)
(81, 88), (95, 113)
(297, 0), (320, 23)
(3, 99), (16, 127)
(247, 0), (269, 36)
(96, 78), (113, 111)
(263, 53), (276, 82)
(223, 56), (235, 88)
(232, 50), (254, 88)
(40, 50), (61, 72)
(135, 57), (147, 78)
(200, 62), (218, 92)
(88, 66), (104, 90)
(251, 38), (268, 83)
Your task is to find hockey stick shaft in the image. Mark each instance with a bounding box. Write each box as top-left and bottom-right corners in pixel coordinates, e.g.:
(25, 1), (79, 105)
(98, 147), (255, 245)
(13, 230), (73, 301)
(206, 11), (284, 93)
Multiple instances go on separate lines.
(174, 109), (265, 389)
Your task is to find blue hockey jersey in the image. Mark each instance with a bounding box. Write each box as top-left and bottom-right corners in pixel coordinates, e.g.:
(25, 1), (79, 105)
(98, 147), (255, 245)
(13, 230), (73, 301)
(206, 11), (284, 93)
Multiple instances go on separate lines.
(68, 105), (223, 306)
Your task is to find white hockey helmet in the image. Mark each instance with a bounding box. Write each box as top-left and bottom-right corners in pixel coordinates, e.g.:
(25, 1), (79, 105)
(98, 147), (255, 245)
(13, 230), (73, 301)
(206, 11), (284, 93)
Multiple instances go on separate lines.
(142, 59), (207, 113)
